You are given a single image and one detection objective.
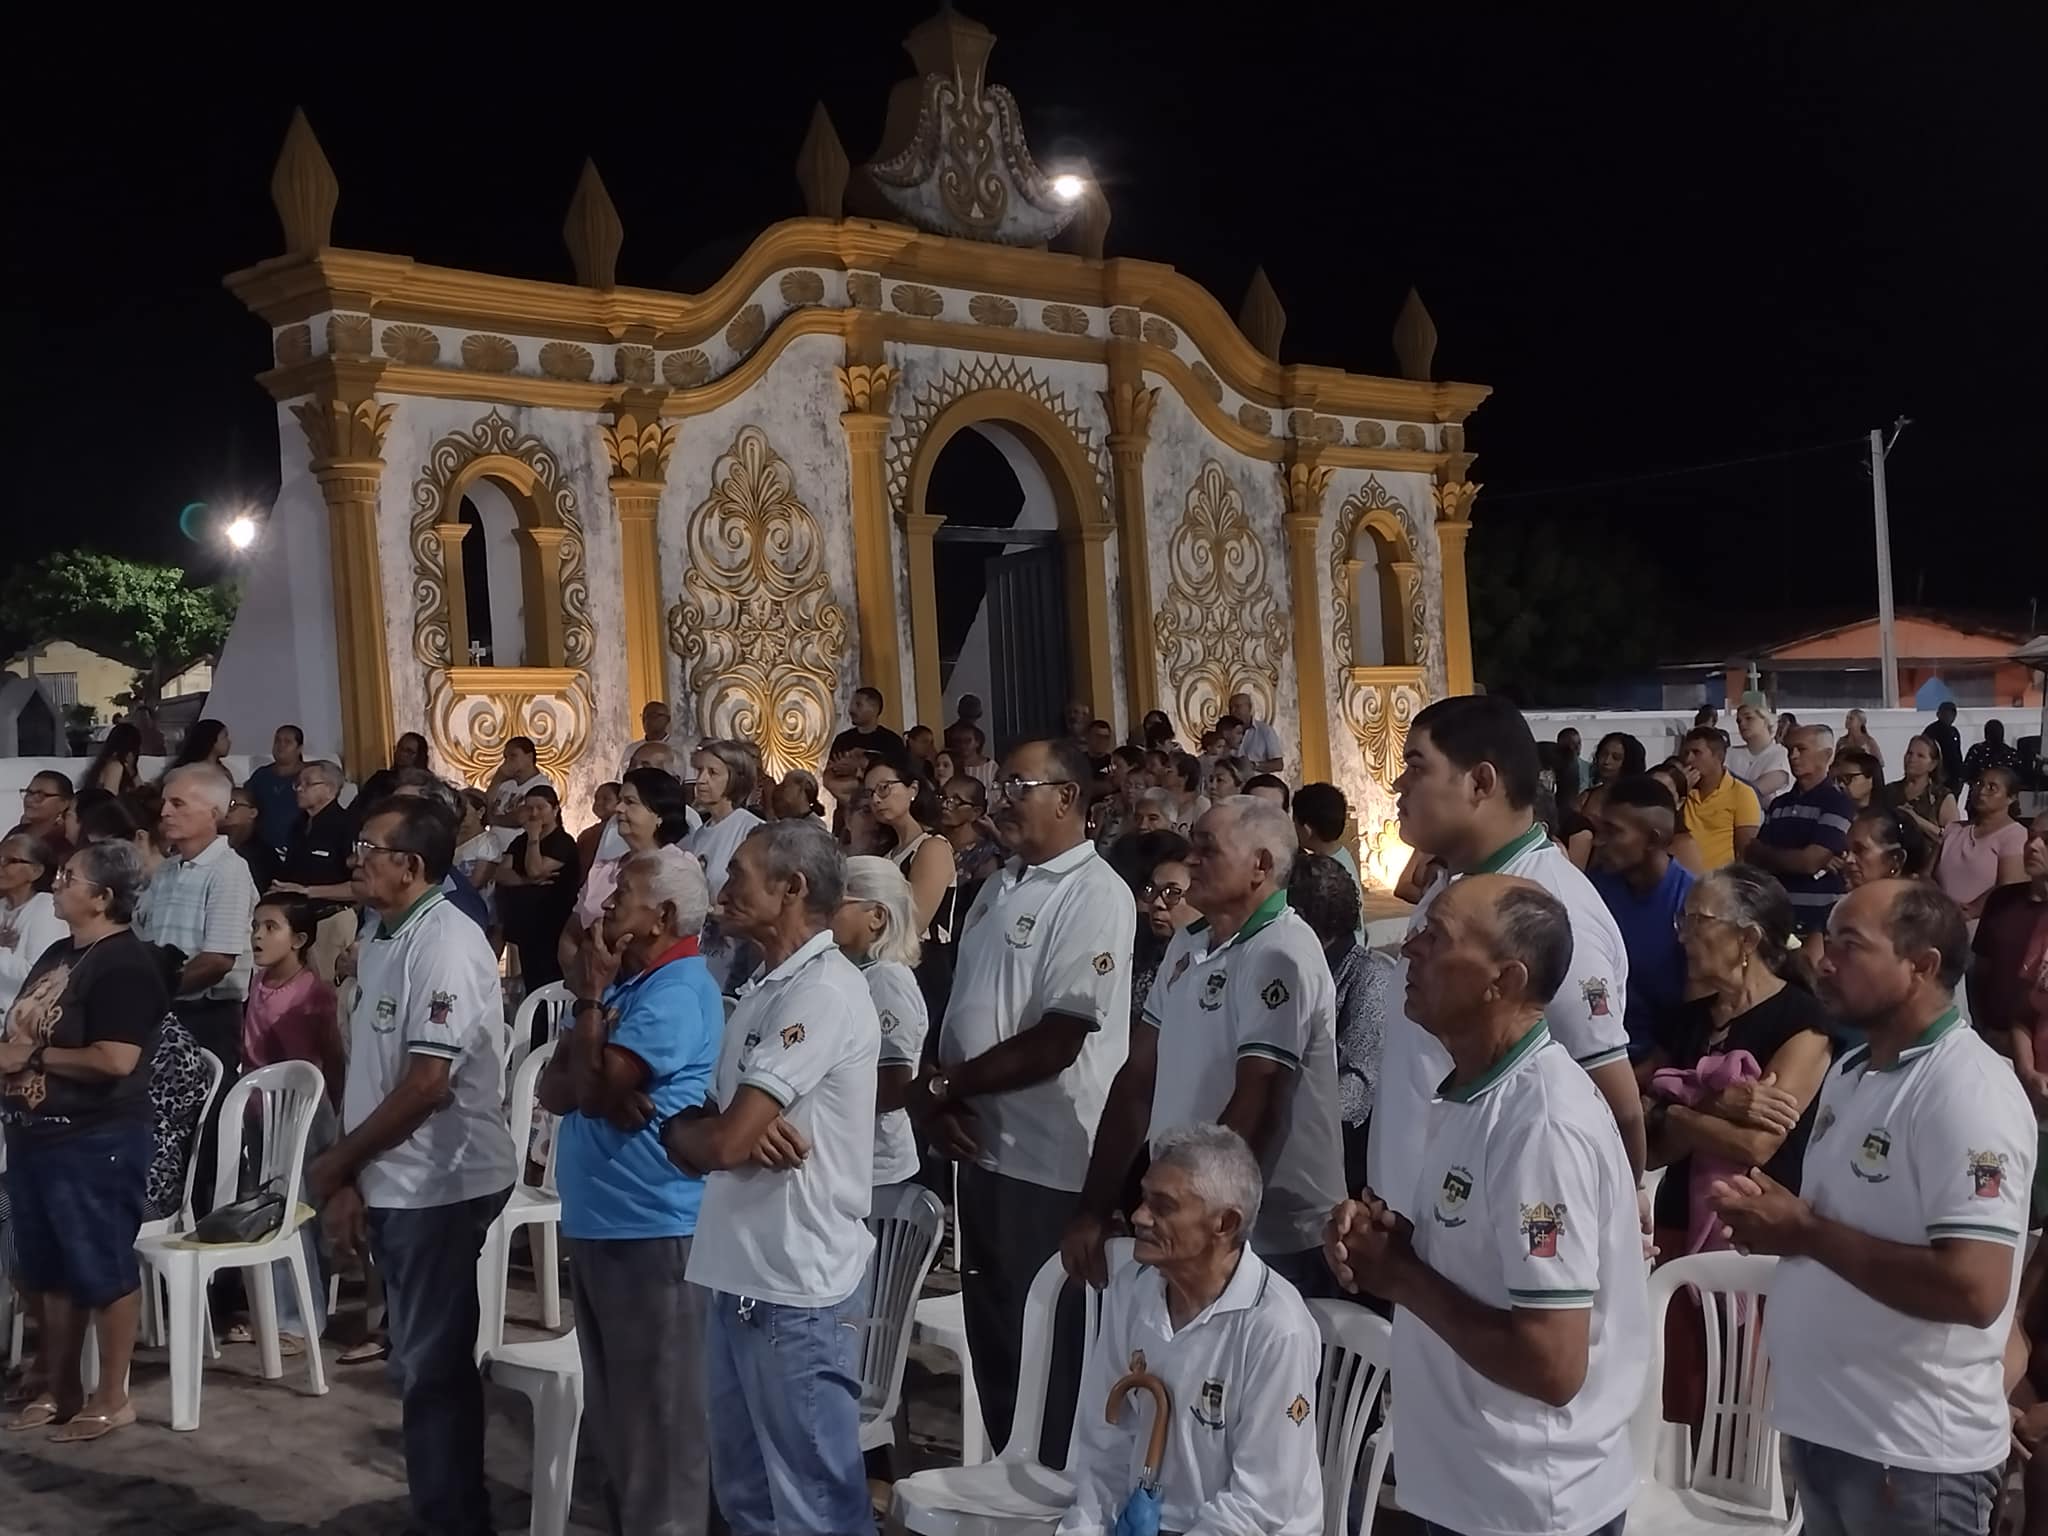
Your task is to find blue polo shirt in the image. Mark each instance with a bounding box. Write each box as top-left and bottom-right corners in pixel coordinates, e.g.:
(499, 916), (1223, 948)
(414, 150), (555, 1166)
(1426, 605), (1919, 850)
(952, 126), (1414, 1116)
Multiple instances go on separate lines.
(1590, 861), (1695, 1060)
(556, 944), (724, 1240)
(1757, 777), (1855, 934)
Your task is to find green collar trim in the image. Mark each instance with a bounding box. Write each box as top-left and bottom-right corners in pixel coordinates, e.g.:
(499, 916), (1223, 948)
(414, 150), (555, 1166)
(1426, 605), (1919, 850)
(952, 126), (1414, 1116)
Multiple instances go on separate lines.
(1440, 1021), (1550, 1103)
(373, 888), (444, 941)
(1875, 1005), (1964, 1072)
(1186, 889), (1289, 955)
(1469, 823), (1548, 875)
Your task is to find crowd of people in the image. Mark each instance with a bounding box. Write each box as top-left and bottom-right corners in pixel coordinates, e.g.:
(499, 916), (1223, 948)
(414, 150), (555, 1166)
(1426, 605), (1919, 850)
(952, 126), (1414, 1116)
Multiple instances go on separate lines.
(0, 683), (2041, 1536)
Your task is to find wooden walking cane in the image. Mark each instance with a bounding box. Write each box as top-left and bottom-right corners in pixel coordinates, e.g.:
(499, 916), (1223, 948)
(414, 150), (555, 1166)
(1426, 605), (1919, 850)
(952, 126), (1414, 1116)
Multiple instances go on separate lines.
(1106, 1369), (1172, 1494)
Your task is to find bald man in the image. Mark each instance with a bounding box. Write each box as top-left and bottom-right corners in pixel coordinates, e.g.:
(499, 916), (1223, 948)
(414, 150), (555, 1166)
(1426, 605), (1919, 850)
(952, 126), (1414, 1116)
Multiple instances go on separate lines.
(1327, 874), (1646, 1536)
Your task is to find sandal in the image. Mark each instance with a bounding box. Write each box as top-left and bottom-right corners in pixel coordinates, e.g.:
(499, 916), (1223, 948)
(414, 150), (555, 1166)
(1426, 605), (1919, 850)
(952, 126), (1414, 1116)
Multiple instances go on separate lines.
(277, 1333), (306, 1359)
(223, 1323), (254, 1345)
(4, 1395), (71, 1431)
(48, 1402), (134, 1443)
(337, 1337), (387, 1364)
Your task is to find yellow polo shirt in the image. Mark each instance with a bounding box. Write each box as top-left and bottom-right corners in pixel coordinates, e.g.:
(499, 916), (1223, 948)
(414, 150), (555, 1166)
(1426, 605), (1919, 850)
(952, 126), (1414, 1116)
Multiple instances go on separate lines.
(1686, 772), (1763, 868)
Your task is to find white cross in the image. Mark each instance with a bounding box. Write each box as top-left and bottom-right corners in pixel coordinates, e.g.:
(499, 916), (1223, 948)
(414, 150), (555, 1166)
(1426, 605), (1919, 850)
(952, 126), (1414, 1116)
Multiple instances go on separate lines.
(1747, 661), (1762, 691)
(468, 639), (489, 665)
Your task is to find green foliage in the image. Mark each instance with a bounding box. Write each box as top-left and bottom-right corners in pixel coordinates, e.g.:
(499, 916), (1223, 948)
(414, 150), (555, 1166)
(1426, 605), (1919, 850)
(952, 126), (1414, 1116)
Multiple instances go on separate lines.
(1468, 515), (1672, 704)
(0, 551), (238, 706)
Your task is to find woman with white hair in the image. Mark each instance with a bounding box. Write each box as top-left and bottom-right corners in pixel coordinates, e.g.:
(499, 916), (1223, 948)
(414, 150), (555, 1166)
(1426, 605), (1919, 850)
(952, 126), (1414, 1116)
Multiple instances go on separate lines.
(831, 856), (929, 1191)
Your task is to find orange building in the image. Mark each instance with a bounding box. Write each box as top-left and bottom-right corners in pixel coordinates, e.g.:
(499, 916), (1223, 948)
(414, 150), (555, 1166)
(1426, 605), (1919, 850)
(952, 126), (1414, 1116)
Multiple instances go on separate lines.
(1715, 612), (2040, 710)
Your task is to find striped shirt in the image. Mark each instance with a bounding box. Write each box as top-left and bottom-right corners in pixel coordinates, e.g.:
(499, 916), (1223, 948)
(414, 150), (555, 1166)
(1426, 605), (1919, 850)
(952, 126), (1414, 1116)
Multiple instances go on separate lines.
(1756, 777), (1854, 932)
(135, 835), (257, 1002)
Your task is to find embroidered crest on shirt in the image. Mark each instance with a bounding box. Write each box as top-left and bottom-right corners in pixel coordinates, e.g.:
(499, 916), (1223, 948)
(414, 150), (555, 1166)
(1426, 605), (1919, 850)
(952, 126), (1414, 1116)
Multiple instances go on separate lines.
(1128, 1349), (1146, 1373)
(1004, 912), (1037, 948)
(1286, 1393), (1310, 1426)
(1168, 952), (1192, 987)
(1811, 1106), (1836, 1145)
(1192, 1376), (1227, 1429)
(1199, 970), (1228, 1012)
(1092, 952), (1115, 975)
(1969, 1149), (2009, 1198)
(373, 996), (398, 1034)
(1853, 1127), (1892, 1183)
(879, 1010), (898, 1035)
(1434, 1166), (1473, 1228)
(1519, 1201), (1566, 1257)
(1261, 978), (1290, 1010)
(1579, 977), (1612, 1017)
(780, 1023), (806, 1049)
(427, 991), (455, 1026)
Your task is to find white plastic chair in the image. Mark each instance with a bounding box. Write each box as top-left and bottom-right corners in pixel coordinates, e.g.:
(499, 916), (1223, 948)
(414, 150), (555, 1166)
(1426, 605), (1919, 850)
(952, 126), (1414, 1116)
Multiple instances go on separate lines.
(1628, 1251), (1798, 1534)
(477, 1038), (562, 1357)
(888, 1238), (1130, 1536)
(860, 1184), (947, 1454)
(132, 1060), (330, 1431)
(505, 980), (572, 1095)
(914, 1165), (987, 1465)
(487, 1328), (584, 1536)
(138, 1048), (227, 1351)
(1305, 1300), (1395, 1536)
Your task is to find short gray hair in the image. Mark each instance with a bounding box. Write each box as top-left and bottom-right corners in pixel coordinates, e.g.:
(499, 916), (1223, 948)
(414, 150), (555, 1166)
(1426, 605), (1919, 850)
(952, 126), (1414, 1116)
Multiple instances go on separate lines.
(841, 855), (922, 968)
(301, 759), (343, 792)
(623, 848), (710, 937)
(73, 839), (148, 924)
(695, 738), (759, 808)
(631, 740), (680, 774)
(1212, 795), (1299, 886)
(1490, 883), (1574, 1005)
(1796, 724), (1835, 751)
(744, 817), (844, 915)
(1150, 1123), (1263, 1245)
(1137, 787), (1176, 812)
(163, 762), (232, 815)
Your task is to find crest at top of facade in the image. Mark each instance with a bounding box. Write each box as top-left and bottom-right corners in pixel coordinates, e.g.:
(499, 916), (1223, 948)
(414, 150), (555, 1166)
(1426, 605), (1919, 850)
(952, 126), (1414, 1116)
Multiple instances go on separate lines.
(861, 8), (1084, 246)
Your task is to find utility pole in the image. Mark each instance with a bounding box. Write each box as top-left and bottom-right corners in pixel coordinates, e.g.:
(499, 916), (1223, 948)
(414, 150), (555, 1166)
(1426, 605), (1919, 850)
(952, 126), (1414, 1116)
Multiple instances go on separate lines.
(1869, 418), (1909, 709)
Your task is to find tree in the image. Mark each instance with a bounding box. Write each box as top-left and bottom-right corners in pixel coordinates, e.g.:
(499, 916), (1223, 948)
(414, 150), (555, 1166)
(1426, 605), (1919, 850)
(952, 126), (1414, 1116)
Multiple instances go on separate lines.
(0, 551), (238, 708)
(1467, 514), (1674, 705)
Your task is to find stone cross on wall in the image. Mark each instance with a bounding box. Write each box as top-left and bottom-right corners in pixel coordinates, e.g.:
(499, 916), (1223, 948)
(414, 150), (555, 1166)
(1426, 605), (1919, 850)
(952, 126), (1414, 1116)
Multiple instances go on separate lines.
(468, 639), (489, 666)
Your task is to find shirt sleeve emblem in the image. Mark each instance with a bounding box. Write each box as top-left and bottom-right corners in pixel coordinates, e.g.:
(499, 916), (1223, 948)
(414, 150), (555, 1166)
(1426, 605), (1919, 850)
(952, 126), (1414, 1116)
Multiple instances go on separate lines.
(779, 1022), (807, 1049)
(1261, 979), (1290, 1010)
(1168, 952), (1191, 987)
(1093, 952), (1115, 975)
(1578, 977), (1612, 1017)
(1285, 1393), (1310, 1426)
(1969, 1149), (2009, 1198)
(427, 991), (456, 1026)
(879, 1010), (898, 1034)
(1519, 1201), (1567, 1257)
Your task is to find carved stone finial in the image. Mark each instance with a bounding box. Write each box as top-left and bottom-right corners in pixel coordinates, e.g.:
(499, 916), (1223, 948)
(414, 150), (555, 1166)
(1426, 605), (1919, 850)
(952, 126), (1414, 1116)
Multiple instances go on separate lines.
(904, 5), (997, 87)
(796, 103), (851, 219)
(1393, 287), (1438, 381)
(1100, 382), (1159, 443)
(564, 161), (624, 290)
(835, 363), (899, 415)
(271, 109), (339, 255)
(602, 413), (678, 481)
(1239, 267), (1286, 360)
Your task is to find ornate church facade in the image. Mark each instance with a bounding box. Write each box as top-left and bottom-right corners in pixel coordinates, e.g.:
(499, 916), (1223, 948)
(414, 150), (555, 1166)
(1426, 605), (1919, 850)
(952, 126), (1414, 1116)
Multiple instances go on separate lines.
(210, 8), (1487, 883)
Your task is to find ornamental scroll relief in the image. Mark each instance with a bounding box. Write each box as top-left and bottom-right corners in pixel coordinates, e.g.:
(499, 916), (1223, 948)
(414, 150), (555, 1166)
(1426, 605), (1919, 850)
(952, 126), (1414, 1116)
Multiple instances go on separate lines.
(665, 426), (850, 781)
(426, 669), (595, 792)
(1151, 461), (1288, 736)
(1330, 476), (1431, 790)
(408, 411), (595, 672)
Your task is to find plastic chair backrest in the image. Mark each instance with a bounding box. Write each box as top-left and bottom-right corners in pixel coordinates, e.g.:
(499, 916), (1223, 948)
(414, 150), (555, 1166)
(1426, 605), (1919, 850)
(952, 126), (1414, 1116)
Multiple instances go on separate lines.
(508, 1037), (557, 1190)
(507, 981), (571, 1093)
(1001, 1237), (1134, 1463)
(1306, 1299), (1393, 1536)
(1633, 1251), (1785, 1516)
(858, 1185), (946, 1419)
(211, 1060), (325, 1216)
(176, 1048), (227, 1229)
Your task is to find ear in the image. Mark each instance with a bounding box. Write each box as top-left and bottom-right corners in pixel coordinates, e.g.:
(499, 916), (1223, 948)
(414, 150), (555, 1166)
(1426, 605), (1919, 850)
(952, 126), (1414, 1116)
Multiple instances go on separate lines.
(1467, 761), (1499, 802)
(1497, 956), (1532, 1004)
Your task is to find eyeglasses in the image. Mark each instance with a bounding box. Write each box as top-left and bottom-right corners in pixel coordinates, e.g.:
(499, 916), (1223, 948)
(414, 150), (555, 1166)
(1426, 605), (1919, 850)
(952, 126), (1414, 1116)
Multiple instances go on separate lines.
(53, 868), (102, 892)
(352, 839), (407, 861)
(866, 778), (911, 794)
(1142, 881), (1188, 906)
(990, 777), (1073, 804)
(20, 788), (60, 802)
(1675, 909), (1741, 938)
(2, 855), (43, 869)
(940, 795), (983, 811)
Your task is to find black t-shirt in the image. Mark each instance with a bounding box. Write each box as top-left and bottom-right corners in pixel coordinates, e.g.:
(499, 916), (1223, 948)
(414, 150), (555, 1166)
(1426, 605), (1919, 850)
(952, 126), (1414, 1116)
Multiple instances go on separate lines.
(278, 798), (358, 891)
(1652, 983), (1836, 1231)
(831, 725), (906, 764)
(1, 928), (166, 1139)
(498, 828), (582, 985)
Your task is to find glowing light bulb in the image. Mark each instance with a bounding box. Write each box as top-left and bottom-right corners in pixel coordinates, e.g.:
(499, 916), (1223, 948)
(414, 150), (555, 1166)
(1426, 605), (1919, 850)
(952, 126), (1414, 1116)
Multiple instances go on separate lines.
(225, 515), (258, 551)
(1051, 173), (1086, 202)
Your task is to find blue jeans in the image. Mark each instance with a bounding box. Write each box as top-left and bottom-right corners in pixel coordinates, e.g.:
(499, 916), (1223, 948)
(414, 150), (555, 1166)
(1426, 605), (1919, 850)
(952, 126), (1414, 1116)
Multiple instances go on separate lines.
(368, 1189), (510, 1536)
(704, 1290), (868, 1536)
(1787, 1436), (2000, 1536)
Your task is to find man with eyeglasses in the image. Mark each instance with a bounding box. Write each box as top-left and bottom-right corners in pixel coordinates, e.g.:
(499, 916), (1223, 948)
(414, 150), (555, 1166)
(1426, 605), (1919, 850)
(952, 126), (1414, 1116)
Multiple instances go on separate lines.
(9, 770), (74, 863)
(915, 737), (1135, 1456)
(308, 795), (514, 1536)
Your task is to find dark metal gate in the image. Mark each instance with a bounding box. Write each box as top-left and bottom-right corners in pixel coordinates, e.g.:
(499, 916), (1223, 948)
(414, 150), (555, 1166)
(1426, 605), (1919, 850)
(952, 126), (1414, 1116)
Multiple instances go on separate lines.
(983, 541), (1069, 753)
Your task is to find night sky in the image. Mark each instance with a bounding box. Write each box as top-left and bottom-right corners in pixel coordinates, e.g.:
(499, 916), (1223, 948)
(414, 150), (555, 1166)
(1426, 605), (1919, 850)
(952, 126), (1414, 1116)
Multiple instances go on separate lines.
(3, 4), (2037, 632)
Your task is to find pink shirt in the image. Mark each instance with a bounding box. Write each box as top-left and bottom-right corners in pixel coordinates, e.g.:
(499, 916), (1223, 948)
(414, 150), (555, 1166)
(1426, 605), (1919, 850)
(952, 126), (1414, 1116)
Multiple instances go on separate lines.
(1936, 819), (2028, 910)
(243, 966), (340, 1103)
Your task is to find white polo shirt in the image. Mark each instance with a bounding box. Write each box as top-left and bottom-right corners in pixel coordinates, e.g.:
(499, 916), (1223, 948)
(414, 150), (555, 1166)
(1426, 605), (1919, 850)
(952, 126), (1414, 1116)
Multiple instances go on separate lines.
(345, 890), (517, 1210)
(940, 840), (1135, 1191)
(1766, 1009), (2033, 1473)
(866, 957), (929, 1187)
(1394, 1024), (1646, 1536)
(1144, 891), (1345, 1255)
(690, 929), (880, 1307)
(489, 770), (552, 820)
(1369, 823), (1631, 1219)
(1057, 1248), (1323, 1536)
(685, 806), (763, 901)
(1240, 717), (1285, 768)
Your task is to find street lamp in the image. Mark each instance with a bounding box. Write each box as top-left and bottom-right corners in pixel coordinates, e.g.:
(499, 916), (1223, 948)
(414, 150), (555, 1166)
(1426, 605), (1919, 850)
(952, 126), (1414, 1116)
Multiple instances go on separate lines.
(1050, 173), (1086, 202)
(225, 514), (258, 551)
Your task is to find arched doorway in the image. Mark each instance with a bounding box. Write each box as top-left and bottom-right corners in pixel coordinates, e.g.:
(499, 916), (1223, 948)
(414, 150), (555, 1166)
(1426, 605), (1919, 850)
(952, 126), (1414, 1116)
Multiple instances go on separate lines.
(929, 424), (1071, 752)
(455, 482), (530, 667)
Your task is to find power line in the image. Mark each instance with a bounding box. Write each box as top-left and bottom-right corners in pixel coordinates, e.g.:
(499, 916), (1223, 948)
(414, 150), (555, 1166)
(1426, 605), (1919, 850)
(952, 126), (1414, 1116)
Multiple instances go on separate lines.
(1485, 435), (1871, 504)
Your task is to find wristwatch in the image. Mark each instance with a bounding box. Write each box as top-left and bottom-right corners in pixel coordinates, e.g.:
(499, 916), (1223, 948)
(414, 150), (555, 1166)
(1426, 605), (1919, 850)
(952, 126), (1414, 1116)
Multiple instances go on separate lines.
(572, 997), (605, 1019)
(923, 1072), (953, 1104)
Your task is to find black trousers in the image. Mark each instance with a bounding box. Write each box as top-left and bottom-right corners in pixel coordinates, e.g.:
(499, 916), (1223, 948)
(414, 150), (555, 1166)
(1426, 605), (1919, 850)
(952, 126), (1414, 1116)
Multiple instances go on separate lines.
(958, 1163), (1086, 1468)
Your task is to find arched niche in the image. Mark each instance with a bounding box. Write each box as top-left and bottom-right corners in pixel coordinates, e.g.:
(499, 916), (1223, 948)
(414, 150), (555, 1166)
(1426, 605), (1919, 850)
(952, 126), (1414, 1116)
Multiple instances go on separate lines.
(1345, 507), (1420, 669)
